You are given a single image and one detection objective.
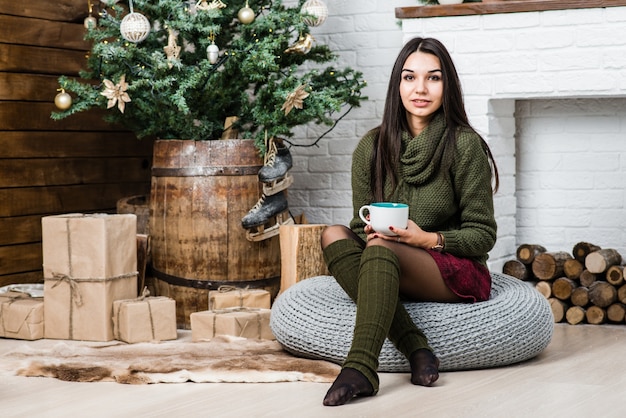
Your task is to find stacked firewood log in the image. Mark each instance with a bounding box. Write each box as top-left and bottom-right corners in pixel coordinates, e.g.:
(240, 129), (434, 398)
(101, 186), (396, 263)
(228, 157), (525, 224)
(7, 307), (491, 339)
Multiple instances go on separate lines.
(502, 242), (626, 325)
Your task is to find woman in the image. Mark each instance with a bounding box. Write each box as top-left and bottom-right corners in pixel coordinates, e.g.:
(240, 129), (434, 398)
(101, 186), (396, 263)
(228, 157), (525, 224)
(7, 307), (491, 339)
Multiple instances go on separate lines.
(320, 37), (499, 406)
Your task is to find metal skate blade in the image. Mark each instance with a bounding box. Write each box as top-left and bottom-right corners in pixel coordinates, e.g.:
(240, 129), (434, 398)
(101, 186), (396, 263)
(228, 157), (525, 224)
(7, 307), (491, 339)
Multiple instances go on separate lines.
(245, 210), (295, 242)
(262, 174), (294, 196)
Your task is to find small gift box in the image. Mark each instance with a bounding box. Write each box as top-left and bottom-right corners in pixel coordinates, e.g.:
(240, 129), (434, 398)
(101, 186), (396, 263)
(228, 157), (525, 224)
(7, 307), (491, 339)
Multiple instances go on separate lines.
(190, 308), (274, 342)
(0, 291), (44, 341)
(113, 289), (177, 343)
(208, 286), (271, 310)
(42, 213), (138, 341)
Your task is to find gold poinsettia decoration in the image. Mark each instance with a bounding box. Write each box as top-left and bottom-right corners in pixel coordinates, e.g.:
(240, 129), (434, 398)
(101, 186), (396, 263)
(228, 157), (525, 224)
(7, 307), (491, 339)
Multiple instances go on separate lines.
(196, 0), (227, 11)
(163, 28), (181, 68)
(281, 84), (310, 115)
(101, 74), (131, 113)
(284, 33), (314, 55)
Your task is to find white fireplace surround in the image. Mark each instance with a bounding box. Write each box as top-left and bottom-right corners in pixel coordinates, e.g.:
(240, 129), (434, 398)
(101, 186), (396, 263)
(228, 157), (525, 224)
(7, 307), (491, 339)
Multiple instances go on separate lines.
(399, 6), (626, 269)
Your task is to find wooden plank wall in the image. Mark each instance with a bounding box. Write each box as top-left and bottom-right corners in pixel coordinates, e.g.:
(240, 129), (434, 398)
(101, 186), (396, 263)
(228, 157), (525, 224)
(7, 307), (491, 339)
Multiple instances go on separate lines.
(0, 0), (154, 287)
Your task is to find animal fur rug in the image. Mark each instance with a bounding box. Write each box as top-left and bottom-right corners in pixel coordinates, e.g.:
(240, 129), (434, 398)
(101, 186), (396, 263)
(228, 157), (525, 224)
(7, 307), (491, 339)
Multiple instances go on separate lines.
(0, 332), (340, 384)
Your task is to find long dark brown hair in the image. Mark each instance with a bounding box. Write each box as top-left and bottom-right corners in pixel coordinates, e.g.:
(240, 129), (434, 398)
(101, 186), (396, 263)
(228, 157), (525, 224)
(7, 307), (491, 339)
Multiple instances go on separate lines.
(371, 37), (499, 201)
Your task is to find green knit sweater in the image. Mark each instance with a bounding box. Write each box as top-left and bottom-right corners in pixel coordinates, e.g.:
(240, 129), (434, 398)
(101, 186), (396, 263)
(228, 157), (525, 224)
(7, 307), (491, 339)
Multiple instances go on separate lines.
(349, 113), (497, 266)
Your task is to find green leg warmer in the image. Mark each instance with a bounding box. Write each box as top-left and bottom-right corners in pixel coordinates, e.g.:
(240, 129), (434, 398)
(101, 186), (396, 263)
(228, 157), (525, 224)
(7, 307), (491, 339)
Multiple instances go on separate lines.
(323, 240), (432, 376)
(343, 245), (401, 391)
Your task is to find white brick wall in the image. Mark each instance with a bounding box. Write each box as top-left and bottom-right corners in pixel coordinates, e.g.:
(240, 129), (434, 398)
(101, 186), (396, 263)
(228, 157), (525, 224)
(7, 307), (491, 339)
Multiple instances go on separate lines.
(515, 98), (626, 259)
(286, 0), (408, 225)
(287, 3), (626, 270)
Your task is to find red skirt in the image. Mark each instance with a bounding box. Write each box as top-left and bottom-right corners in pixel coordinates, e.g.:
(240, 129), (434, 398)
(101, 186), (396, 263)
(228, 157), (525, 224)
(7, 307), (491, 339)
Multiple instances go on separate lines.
(427, 250), (491, 303)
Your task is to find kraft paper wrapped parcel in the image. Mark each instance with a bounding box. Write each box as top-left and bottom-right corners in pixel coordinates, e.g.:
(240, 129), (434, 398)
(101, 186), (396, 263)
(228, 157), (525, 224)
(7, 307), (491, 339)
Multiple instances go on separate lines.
(113, 292), (177, 343)
(190, 308), (274, 342)
(42, 214), (138, 341)
(0, 292), (44, 340)
(208, 286), (271, 310)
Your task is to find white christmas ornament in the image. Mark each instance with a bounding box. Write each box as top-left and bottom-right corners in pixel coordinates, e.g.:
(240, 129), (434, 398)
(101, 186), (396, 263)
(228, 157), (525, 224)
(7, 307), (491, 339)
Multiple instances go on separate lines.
(120, 12), (151, 43)
(84, 0), (97, 29)
(207, 42), (219, 64)
(300, 0), (328, 27)
(84, 15), (97, 29)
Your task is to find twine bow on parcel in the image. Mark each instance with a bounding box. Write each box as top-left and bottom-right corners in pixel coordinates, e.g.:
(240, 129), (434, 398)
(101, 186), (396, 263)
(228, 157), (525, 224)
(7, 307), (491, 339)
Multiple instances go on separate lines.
(113, 286), (156, 341)
(48, 272), (138, 340)
(0, 291), (32, 336)
(211, 306), (264, 339)
(47, 216), (138, 339)
(210, 285), (251, 309)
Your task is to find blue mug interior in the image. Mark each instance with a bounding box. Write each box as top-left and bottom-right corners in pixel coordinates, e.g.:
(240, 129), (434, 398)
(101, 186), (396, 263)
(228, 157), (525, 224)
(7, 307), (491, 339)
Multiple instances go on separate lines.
(371, 202), (408, 209)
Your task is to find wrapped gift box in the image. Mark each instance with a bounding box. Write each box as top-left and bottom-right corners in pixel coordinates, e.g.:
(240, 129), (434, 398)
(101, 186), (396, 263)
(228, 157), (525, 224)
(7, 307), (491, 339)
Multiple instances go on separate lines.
(0, 292), (44, 340)
(42, 213), (138, 341)
(208, 286), (271, 310)
(113, 295), (177, 343)
(190, 308), (274, 342)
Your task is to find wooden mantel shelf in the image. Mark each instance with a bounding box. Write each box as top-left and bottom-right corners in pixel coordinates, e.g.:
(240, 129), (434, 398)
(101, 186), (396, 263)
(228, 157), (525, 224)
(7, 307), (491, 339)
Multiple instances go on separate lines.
(396, 0), (626, 18)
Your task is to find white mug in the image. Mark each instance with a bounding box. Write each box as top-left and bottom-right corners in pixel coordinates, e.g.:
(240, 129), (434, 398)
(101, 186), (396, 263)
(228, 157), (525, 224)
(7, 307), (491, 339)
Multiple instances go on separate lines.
(358, 202), (409, 236)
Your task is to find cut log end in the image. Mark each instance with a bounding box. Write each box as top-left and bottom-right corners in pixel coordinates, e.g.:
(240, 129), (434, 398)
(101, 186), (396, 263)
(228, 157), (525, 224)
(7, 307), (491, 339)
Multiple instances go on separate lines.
(607, 303), (626, 323)
(534, 281), (552, 299)
(585, 249), (623, 274)
(570, 286), (590, 307)
(502, 259), (529, 281)
(532, 251), (573, 281)
(552, 277), (577, 301)
(572, 242), (601, 263)
(586, 305), (607, 325)
(566, 306), (586, 325)
(579, 269), (600, 288)
(588, 281), (617, 308)
(563, 259), (583, 280)
(618, 284), (626, 305)
(606, 265), (624, 286)
(516, 244), (547, 265)
(549, 298), (568, 323)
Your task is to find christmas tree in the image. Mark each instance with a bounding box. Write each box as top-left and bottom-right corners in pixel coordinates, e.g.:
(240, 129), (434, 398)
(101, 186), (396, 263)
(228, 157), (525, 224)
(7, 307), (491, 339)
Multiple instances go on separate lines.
(51, 0), (367, 153)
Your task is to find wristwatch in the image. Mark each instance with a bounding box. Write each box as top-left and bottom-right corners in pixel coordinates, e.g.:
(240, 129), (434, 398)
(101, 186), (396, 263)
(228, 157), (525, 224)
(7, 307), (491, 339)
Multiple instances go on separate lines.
(431, 232), (444, 252)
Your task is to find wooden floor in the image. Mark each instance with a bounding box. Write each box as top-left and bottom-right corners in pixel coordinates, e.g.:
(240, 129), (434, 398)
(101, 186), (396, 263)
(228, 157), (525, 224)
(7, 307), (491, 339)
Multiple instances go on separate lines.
(2, 323), (626, 418)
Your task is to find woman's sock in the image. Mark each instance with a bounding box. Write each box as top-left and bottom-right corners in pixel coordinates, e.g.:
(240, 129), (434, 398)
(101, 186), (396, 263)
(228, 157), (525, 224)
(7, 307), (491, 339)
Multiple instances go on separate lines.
(322, 367), (374, 406)
(409, 348), (440, 386)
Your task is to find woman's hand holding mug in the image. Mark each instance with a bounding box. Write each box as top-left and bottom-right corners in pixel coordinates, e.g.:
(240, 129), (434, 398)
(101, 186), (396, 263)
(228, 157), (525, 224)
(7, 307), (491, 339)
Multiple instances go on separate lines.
(358, 202), (409, 237)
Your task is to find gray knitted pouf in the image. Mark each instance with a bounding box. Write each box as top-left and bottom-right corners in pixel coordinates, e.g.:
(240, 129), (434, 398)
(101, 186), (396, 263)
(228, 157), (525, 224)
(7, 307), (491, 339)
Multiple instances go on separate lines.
(270, 272), (554, 372)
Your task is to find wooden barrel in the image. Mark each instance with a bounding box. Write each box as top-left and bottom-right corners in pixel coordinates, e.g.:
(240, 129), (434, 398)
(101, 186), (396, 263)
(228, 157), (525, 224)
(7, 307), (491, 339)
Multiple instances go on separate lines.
(117, 194), (150, 235)
(116, 194), (152, 296)
(149, 139), (281, 329)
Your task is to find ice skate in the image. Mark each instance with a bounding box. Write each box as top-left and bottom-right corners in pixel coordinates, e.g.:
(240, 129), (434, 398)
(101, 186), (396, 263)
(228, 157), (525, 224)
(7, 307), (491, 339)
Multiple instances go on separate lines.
(259, 139), (293, 196)
(242, 191), (295, 241)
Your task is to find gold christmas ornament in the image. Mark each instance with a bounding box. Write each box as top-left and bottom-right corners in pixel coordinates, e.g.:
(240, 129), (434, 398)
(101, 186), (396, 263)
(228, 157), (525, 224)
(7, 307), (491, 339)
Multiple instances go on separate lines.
(300, 0), (328, 27)
(281, 84), (310, 115)
(54, 88), (73, 110)
(120, 1), (150, 43)
(284, 33), (314, 55)
(238, 1), (255, 24)
(164, 28), (181, 68)
(101, 74), (132, 113)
